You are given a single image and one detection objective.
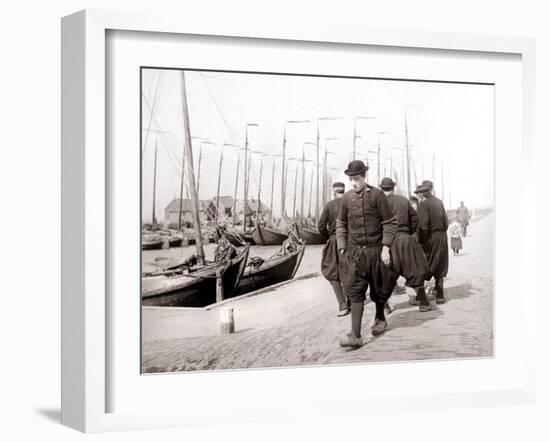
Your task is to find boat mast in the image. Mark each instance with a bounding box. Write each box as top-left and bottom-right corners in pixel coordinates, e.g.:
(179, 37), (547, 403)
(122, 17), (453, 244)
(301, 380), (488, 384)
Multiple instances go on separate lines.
(243, 123), (258, 233)
(322, 140), (327, 207)
(308, 161), (315, 218)
(151, 137), (158, 230)
(315, 120), (320, 222)
(180, 71), (205, 264)
(282, 120), (310, 220)
(377, 131), (388, 184)
(284, 157), (294, 218)
(324, 138), (339, 206)
(177, 136), (186, 231)
(300, 144), (306, 223)
(270, 154), (277, 219)
(243, 125), (249, 233)
(232, 147), (240, 227)
(196, 143), (203, 198)
(404, 110), (412, 197)
(280, 124), (287, 219)
(215, 143), (224, 223)
(256, 153), (264, 224)
(292, 158), (299, 219)
(142, 71), (162, 159)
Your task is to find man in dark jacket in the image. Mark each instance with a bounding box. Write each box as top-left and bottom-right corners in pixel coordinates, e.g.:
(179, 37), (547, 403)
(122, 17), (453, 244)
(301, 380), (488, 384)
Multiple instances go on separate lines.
(379, 178), (434, 311)
(319, 182), (348, 316)
(415, 180), (449, 304)
(336, 161), (397, 348)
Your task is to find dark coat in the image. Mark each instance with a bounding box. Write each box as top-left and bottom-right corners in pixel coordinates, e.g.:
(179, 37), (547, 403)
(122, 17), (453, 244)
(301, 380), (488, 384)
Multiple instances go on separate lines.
(319, 198), (343, 281)
(417, 195), (449, 279)
(335, 184), (397, 250)
(318, 198), (342, 239)
(385, 193), (418, 234)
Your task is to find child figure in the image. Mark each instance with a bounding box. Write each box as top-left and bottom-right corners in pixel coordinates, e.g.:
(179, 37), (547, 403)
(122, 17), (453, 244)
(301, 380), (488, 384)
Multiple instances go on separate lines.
(448, 220), (463, 256)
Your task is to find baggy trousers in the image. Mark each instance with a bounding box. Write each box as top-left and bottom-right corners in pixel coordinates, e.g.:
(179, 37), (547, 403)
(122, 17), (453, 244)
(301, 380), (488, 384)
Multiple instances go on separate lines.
(422, 231), (449, 280)
(390, 232), (429, 288)
(339, 245), (396, 304)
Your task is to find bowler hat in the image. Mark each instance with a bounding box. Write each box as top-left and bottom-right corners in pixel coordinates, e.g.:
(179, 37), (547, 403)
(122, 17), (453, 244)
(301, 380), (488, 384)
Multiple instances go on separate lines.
(379, 177), (396, 190)
(344, 160), (369, 176)
(421, 180), (433, 190)
(414, 183), (431, 194)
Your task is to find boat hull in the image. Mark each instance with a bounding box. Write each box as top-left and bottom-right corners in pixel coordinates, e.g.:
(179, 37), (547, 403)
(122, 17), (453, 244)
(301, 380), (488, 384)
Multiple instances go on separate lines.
(299, 227), (326, 245)
(168, 237), (183, 247)
(142, 247), (249, 307)
(142, 240), (163, 250)
(212, 229), (254, 247)
(235, 244), (305, 295)
(251, 226), (288, 246)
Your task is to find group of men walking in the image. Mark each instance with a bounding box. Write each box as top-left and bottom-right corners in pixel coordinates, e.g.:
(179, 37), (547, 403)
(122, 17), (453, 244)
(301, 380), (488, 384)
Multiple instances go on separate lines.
(319, 159), (449, 348)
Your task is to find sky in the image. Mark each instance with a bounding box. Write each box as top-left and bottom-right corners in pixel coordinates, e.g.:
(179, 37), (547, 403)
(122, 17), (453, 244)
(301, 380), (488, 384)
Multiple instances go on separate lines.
(141, 68), (494, 223)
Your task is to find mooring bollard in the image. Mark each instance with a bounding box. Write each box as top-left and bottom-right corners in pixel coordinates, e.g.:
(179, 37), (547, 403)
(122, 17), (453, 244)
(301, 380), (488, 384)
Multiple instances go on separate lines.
(220, 308), (235, 335)
(162, 239), (170, 249)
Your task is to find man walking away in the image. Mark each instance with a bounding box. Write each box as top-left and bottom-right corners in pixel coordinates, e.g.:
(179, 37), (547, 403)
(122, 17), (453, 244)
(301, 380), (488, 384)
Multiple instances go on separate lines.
(337, 161), (397, 348)
(319, 182), (349, 316)
(456, 201), (470, 237)
(379, 178), (434, 311)
(415, 180), (449, 304)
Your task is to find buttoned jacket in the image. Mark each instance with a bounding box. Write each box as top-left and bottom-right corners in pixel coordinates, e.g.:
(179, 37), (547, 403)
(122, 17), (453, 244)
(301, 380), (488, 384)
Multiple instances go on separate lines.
(336, 184), (397, 250)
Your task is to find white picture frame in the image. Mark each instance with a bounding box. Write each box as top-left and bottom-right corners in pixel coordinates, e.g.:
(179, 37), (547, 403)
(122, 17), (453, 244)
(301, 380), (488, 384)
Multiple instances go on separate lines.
(61, 9), (537, 433)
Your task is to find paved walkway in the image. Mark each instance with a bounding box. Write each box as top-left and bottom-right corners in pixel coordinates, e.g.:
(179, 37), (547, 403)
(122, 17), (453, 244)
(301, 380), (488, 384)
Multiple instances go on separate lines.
(142, 212), (493, 373)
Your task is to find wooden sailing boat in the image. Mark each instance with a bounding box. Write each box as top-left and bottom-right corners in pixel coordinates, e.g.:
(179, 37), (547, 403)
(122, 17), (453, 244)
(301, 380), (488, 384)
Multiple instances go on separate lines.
(298, 122), (334, 245)
(237, 151), (306, 292)
(236, 240), (306, 295)
(141, 71), (249, 307)
(251, 126), (289, 246)
(238, 150), (306, 292)
(297, 141), (326, 245)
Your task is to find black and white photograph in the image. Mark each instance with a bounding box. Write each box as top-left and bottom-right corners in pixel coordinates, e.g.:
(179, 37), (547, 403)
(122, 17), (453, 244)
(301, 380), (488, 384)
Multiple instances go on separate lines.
(140, 68), (494, 373)
(4, 0), (548, 439)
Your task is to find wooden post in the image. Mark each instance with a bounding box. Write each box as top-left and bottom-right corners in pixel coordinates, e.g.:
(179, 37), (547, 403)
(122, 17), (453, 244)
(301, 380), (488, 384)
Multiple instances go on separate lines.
(220, 307), (235, 334)
(216, 267), (224, 303)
